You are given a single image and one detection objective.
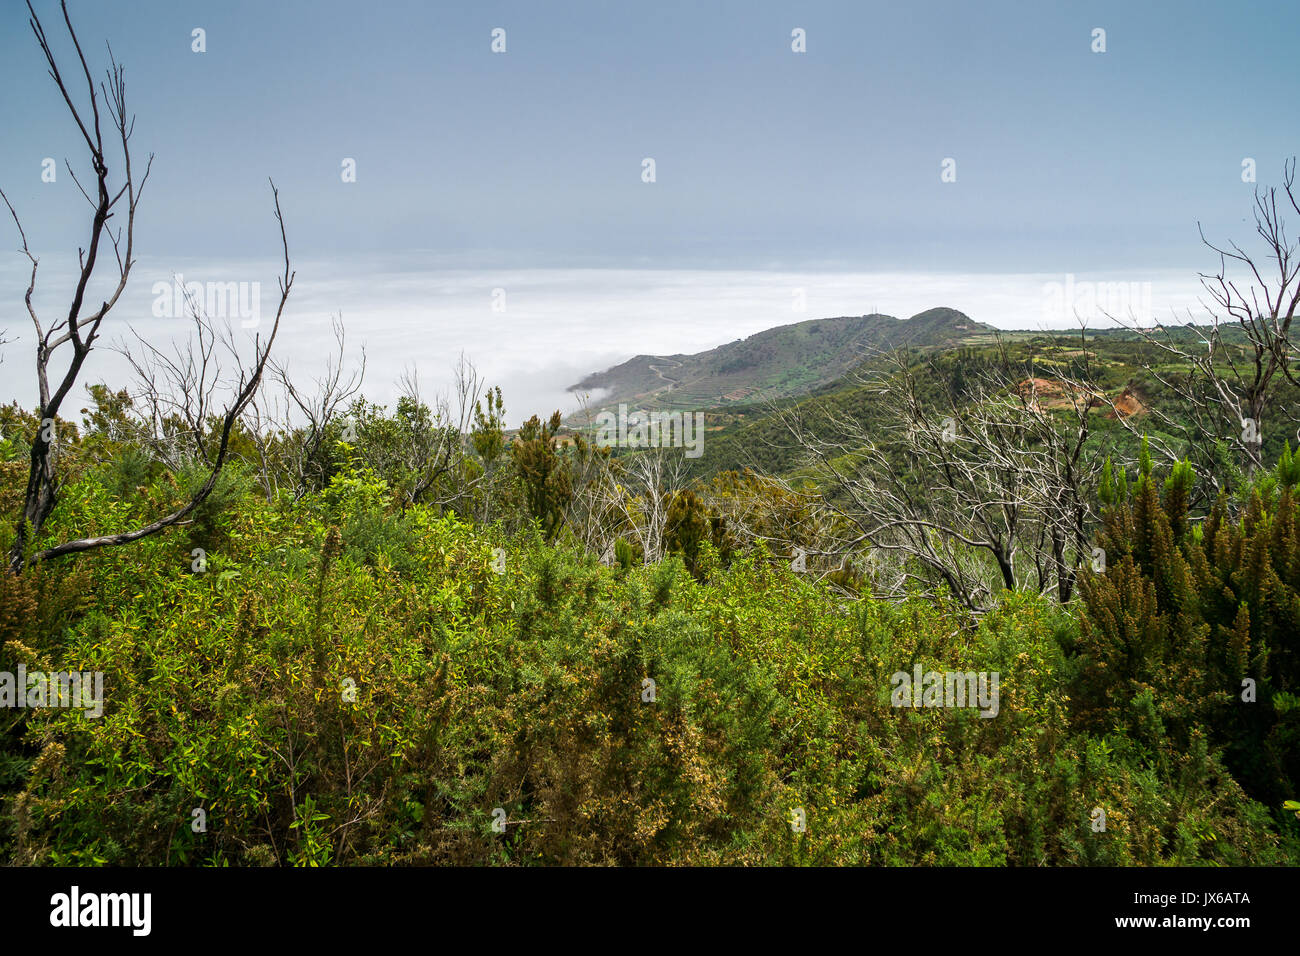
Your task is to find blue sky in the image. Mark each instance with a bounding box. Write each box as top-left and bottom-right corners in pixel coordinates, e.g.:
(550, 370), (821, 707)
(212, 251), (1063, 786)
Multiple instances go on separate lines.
(1, 1), (1297, 423)
(2, 0), (1297, 272)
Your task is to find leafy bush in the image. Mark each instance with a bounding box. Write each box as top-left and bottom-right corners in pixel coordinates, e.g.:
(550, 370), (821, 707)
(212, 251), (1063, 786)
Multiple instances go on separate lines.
(1, 398), (1296, 867)
(1078, 445), (1300, 824)
(2, 498), (1288, 865)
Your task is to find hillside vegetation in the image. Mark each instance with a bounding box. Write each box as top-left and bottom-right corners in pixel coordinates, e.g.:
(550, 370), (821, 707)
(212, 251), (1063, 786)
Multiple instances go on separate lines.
(2, 370), (1297, 866)
(568, 308), (995, 416)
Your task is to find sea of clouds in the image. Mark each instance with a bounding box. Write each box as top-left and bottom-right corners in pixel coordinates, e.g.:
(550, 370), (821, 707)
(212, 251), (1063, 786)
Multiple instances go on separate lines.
(0, 254), (1210, 427)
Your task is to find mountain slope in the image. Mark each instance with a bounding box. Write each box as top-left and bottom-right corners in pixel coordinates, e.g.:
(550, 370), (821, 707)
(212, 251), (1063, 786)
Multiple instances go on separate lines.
(568, 307), (996, 414)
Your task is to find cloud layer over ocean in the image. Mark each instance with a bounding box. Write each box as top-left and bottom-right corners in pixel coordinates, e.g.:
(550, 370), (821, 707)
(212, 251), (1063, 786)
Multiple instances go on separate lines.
(0, 255), (1208, 426)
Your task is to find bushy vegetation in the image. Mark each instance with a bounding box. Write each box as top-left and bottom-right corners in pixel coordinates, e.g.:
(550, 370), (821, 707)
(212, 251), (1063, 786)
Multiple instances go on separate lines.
(1, 392), (1296, 866)
(3, 0), (1296, 871)
(1077, 442), (1300, 815)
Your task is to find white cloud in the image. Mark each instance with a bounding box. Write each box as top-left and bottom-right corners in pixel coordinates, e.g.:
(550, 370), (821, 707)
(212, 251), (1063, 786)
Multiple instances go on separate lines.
(0, 255), (1208, 426)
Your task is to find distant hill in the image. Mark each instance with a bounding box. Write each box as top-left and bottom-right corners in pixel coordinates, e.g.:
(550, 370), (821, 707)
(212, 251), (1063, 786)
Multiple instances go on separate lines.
(567, 307), (996, 415)
(563, 310), (1299, 485)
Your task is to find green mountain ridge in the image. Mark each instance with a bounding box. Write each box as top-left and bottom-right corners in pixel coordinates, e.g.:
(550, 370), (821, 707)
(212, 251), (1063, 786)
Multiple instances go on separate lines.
(567, 307), (997, 416)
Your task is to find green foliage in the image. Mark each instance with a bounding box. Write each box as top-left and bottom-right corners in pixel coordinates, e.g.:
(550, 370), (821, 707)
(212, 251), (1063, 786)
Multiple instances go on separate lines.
(664, 489), (730, 579)
(1, 379), (1296, 867)
(471, 386), (506, 464)
(1278, 442), (1300, 490)
(511, 411), (572, 540)
(176, 459), (252, 553)
(1077, 451), (1300, 822)
(0, 483), (1289, 865)
(613, 536), (635, 572)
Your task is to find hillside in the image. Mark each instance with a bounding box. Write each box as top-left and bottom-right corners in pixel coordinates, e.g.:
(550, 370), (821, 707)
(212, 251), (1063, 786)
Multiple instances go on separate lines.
(567, 307), (996, 416)
(634, 327), (1297, 482)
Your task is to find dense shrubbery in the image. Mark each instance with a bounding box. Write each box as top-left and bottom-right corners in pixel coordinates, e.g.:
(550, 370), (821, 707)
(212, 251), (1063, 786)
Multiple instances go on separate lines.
(1, 408), (1296, 865)
(2, 0), (1295, 869)
(2, 368), (1298, 867)
(1076, 442), (1300, 816)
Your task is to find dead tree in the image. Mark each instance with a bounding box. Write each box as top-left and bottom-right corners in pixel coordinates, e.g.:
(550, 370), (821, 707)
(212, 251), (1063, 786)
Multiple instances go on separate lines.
(608, 447), (692, 564)
(776, 339), (1105, 612)
(1, 1), (292, 570)
(121, 281), (230, 472)
(263, 313), (366, 501)
(561, 404), (622, 557)
(386, 358), (478, 514)
(412, 354), (483, 513)
(1115, 158), (1300, 487)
